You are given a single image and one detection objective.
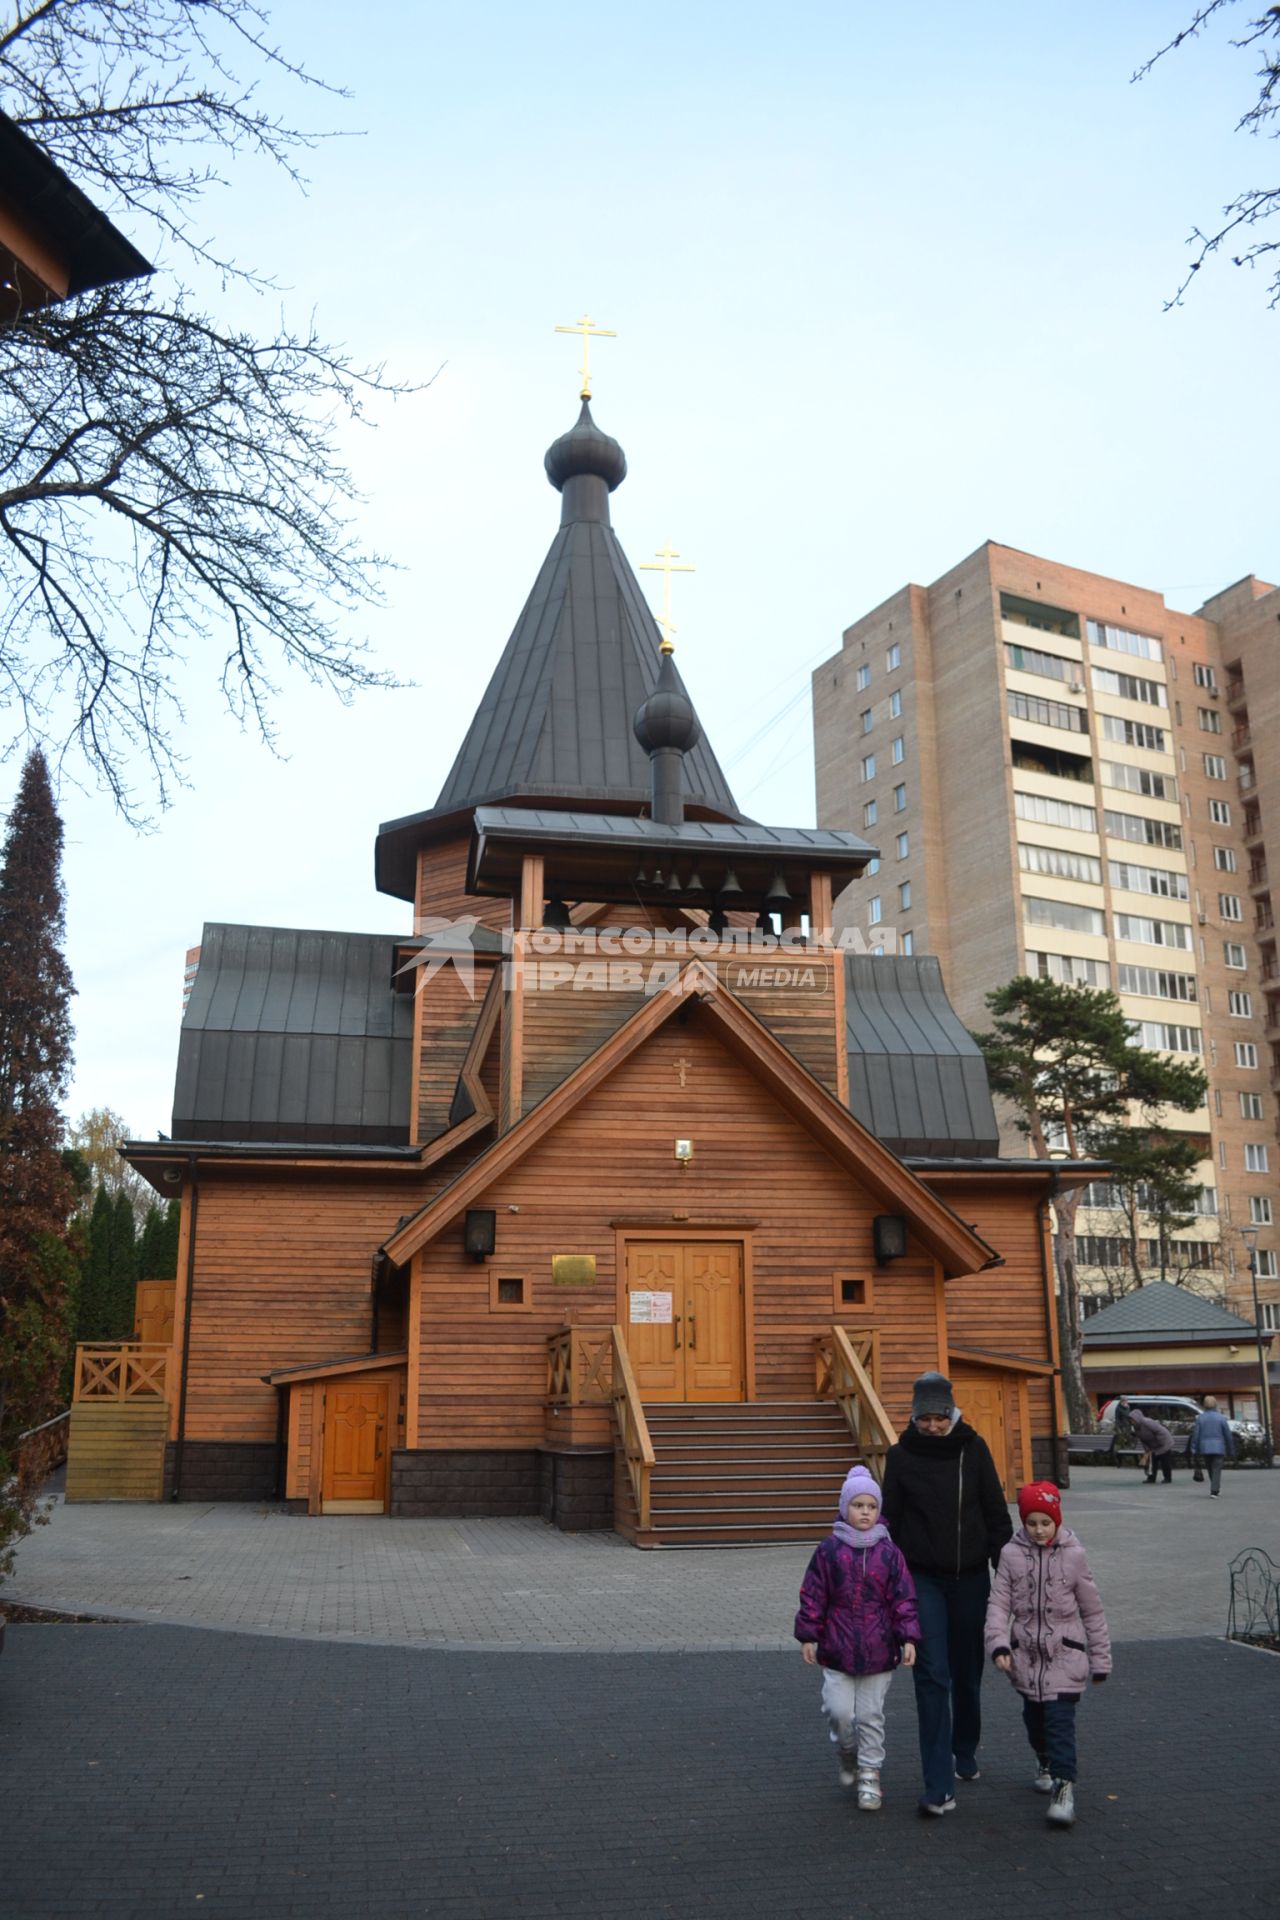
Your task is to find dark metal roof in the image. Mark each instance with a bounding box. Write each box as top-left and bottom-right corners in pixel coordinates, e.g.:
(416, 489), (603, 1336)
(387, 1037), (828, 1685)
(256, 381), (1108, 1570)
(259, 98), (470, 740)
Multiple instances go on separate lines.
(1082, 1280), (1260, 1346)
(173, 924), (414, 1145)
(0, 108), (152, 300)
(374, 402), (741, 901)
(844, 955), (1001, 1157)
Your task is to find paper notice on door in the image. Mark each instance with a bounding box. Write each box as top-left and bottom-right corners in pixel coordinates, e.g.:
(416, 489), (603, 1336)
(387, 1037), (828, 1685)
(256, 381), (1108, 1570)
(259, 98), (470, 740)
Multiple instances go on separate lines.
(629, 1290), (674, 1323)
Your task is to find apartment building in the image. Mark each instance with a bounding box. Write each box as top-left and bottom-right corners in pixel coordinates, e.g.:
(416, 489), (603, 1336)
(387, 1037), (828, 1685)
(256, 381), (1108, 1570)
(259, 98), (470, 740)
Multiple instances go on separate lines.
(813, 544), (1280, 1376)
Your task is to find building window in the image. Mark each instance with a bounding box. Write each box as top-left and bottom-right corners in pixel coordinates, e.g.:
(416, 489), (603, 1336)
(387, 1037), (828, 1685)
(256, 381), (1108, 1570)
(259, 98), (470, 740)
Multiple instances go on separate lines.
(1219, 894), (1243, 921)
(861, 753), (876, 781)
(899, 880), (912, 911)
(1104, 807), (1182, 850)
(1018, 790), (1099, 834)
(889, 689), (902, 718)
(1022, 843), (1103, 883)
(1250, 1196), (1274, 1225)
(1203, 754), (1227, 780)
(1087, 620), (1162, 662)
(1029, 950), (1110, 987)
(1256, 1250), (1279, 1280)
(490, 1274), (529, 1313)
(1209, 798), (1232, 825)
(860, 708), (873, 734)
(863, 799), (877, 827)
(891, 735), (905, 764)
(896, 831), (909, 859)
(1102, 761), (1175, 801)
(1197, 708), (1223, 733)
(1091, 666), (1167, 707)
(1241, 1092), (1265, 1119)
(1228, 990), (1253, 1016)
(1108, 859), (1187, 900)
(1100, 714), (1166, 751)
(1263, 1303), (1280, 1332)
(856, 662), (870, 691)
(1005, 640), (1076, 683)
(1115, 913), (1192, 949)
(1213, 847), (1237, 871)
(1008, 689), (1090, 734)
(1193, 663), (1218, 690)
(893, 784), (907, 813)
(868, 896), (882, 925)
(886, 642), (901, 671)
(1245, 1144), (1270, 1172)
(1224, 943), (1247, 969)
(1135, 1021), (1203, 1054)
(901, 930), (914, 954)
(1117, 963), (1196, 1000)
(1024, 896), (1106, 936)
(866, 858), (880, 876)
(1236, 1042), (1259, 1068)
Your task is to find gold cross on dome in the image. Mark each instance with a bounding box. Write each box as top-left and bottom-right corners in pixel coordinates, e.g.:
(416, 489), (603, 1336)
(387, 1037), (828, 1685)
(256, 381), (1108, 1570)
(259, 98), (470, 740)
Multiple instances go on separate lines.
(640, 544), (696, 655)
(554, 313), (617, 398)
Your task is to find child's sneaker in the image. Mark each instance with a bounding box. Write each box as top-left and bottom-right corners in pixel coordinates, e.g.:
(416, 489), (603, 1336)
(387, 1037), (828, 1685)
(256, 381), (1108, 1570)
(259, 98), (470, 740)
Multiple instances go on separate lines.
(837, 1748), (858, 1788)
(856, 1767), (882, 1811)
(918, 1794), (957, 1816)
(1033, 1758), (1053, 1794)
(1046, 1779), (1076, 1826)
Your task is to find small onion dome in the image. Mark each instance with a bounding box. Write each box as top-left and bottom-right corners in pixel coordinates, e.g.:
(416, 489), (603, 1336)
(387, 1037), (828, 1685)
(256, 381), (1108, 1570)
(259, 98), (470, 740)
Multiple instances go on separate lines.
(633, 647), (702, 754)
(544, 398), (628, 493)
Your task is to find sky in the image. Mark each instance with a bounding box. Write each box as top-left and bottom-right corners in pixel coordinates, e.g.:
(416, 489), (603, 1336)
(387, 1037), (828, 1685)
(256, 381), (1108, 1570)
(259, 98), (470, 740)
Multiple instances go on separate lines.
(20, 0), (1277, 1141)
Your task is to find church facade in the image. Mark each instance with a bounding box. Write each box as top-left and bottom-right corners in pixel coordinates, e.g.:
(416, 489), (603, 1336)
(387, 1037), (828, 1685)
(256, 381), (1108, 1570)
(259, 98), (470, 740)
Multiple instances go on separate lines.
(112, 396), (1077, 1544)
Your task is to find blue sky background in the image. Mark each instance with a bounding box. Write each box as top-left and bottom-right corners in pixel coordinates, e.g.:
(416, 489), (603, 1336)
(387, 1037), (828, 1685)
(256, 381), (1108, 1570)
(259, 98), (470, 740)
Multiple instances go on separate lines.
(38, 0), (1276, 1137)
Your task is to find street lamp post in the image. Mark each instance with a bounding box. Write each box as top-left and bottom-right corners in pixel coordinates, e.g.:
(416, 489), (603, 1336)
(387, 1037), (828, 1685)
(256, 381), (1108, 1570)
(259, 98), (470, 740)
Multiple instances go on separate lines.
(1240, 1227), (1274, 1467)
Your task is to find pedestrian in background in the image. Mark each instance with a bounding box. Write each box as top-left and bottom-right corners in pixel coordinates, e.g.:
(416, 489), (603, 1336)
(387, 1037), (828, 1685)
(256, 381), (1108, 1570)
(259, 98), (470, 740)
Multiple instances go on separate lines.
(795, 1465), (921, 1811)
(881, 1371), (1012, 1817)
(1188, 1396), (1235, 1498)
(1121, 1401), (1175, 1484)
(985, 1481), (1111, 1829)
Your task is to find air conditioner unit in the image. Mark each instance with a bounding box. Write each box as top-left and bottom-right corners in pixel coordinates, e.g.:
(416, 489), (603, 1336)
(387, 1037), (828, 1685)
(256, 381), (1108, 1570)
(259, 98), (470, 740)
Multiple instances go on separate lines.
(1209, 688), (1220, 698)
(1197, 912), (1207, 925)
(1069, 680), (1085, 695)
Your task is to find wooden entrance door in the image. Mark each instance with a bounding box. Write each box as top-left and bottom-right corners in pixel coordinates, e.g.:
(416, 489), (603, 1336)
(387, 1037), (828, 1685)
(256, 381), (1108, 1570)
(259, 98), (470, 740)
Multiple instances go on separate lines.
(133, 1279), (175, 1346)
(951, 1372), (1012, 1498)
(624, 1242), (744, 1402)
(321, 1382), (390, 1513)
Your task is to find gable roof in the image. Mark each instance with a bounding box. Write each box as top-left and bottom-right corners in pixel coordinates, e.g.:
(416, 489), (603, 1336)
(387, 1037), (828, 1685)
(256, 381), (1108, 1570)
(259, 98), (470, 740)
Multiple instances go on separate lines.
(1082, 1279), (1260, 1346)
(844, 956), (1000, 1156)
(381, 963), (999, 1276)
(173, 923), (414, 1145)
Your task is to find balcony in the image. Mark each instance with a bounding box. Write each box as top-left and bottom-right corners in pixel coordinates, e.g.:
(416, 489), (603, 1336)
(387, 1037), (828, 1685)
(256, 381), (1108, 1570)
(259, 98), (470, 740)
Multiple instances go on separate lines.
(1257, 908), (1277, 935)
(1226, 677), (1247, 711)
(1249, 861), (1270, 890)
(1244, 808), (1264, 845)
(1239, 767), (1257, 794)
(1232, 723), (1253, 754)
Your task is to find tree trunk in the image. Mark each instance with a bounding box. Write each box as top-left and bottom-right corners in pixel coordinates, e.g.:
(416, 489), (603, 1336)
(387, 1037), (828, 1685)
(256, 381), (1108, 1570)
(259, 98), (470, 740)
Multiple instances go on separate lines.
(1053, 1189), (1095, 1432)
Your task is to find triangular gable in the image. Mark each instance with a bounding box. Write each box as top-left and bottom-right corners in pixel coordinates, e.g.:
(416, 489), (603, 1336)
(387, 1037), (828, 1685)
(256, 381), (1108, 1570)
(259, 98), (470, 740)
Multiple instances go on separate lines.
(382, 964), (999, 1276)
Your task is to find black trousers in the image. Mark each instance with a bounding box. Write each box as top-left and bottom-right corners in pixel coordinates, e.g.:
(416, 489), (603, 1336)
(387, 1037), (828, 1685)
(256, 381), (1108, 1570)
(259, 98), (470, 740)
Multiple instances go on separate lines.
(1021, 1694), (1078, 1782)
(1146, 1454), (1173, 1483)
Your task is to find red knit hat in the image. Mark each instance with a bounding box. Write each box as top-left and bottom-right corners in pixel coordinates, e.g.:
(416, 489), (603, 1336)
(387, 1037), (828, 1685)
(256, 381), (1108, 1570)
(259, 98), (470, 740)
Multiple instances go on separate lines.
(1017, 1481), (1062, 1530)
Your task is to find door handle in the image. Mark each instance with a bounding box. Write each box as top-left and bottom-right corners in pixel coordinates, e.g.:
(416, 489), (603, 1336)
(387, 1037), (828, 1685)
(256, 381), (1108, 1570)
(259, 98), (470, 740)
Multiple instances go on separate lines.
(687, 1311), (696, 1349)
(672, 1316), (681, 1349)
(375, 1422), (384, 1460)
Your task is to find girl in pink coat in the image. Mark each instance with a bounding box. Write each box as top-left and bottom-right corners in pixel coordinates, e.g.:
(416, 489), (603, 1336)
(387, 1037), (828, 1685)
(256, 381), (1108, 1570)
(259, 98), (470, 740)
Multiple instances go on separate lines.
(984, 1482), (1112, 1829)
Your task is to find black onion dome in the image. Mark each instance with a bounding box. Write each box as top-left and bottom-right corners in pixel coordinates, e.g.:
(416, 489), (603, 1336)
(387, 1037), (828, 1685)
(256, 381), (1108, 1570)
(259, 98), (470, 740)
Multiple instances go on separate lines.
(633, 647), (702, 754)
(544, 398), (628, 492)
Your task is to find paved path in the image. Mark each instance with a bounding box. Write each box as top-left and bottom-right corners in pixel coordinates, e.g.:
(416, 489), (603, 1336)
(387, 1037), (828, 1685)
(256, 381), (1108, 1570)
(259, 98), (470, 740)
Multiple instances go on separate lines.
(2, 1624), (1276, 1919)
(5, 1467), (1278, 1649)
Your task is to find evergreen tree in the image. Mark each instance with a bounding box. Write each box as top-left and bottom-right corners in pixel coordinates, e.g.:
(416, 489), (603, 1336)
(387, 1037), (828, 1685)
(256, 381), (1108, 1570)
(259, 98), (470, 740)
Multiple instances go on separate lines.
(76, 1185), (116, 1345)
(972, 977), (1208, 1433)
(109, 1188), (139, 1338)
(0, 750), (76, 1572)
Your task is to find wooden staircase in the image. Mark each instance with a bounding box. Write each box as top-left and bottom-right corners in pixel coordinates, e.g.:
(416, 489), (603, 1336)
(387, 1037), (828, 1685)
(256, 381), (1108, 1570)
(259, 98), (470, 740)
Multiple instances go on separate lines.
(622, 1401), (856, 1547)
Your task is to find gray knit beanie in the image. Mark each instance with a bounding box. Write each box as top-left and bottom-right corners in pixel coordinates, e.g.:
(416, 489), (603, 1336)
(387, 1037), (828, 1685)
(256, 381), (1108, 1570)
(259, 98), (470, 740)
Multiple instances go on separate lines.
(911, 1371), (955, 1419)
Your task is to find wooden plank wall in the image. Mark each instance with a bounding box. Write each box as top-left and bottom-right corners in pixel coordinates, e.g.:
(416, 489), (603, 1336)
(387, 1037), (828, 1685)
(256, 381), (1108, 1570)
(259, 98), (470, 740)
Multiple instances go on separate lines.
(416, 965), (488, 1142)
(65, 1403), (167, 1502)
(416, 836), (512, 933)
(179, 1171), (415, 1445)
(414, 1017), (957, 1450)
(937, 1180), (1059, 1441)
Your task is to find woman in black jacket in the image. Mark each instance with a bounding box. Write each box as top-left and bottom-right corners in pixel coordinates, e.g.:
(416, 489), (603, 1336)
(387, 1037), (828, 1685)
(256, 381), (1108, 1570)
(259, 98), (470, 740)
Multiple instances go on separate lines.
(881, 1371), (1013, 1816)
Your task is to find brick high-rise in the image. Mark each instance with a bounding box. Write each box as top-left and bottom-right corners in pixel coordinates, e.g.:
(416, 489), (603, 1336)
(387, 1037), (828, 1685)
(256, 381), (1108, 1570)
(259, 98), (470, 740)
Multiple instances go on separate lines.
(813, 544), (1280, 1404)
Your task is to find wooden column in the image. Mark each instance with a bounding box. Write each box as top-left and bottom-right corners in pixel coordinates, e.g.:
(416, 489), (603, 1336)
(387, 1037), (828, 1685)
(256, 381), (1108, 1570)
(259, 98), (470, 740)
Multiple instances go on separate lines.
(518, 854), (545, 932)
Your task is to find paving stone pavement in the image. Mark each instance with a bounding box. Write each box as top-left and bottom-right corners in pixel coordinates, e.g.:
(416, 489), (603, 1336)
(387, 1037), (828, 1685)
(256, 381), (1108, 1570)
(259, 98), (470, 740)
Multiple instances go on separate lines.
(2, 1623), (1277, 1919)
(5, 1466), (1278, 1649)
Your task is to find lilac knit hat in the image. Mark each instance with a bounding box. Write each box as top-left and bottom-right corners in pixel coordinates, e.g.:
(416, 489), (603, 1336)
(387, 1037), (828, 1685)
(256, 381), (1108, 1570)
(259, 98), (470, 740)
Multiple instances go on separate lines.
(838, 1465), (882, 1518)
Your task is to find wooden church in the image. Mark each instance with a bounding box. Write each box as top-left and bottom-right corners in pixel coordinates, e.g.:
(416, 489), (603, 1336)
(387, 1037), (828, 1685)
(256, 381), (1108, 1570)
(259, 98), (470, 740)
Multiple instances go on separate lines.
(72, 388), (1078, 1543)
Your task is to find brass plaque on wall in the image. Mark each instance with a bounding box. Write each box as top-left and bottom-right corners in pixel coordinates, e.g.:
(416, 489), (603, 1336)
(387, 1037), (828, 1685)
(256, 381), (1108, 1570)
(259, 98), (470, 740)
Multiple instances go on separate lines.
(552, 1254), (597, 1286)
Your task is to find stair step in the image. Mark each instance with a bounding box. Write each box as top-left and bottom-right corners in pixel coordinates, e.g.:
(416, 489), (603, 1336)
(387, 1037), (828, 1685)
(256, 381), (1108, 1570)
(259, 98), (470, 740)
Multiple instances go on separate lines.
(646, 1522), (829, 1545)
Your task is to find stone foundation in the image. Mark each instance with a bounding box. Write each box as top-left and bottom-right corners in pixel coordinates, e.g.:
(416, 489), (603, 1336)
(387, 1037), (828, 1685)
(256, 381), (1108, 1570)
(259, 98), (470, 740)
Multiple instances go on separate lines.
(1032, 1434), (1070, 1488)
(390, 1448), (539, 1518)
(164, 1440), (279, 1502)
(539, 1450), (614, 1531)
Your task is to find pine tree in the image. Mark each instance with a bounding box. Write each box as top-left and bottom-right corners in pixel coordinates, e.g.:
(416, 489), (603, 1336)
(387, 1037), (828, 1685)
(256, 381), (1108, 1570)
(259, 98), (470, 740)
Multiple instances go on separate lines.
(972, 977), (1208, 1433)
(0, 750), (76, 1571)
(77, 1186), (115, 1344)
(109, 1189), (139, 1337)
(137, 1199), (182, 1282)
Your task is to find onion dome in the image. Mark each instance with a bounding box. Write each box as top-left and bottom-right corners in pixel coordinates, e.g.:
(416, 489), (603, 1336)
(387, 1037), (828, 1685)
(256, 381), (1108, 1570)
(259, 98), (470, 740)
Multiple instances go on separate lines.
(633, 645), (702, 756)
(544, 398), (628, 493)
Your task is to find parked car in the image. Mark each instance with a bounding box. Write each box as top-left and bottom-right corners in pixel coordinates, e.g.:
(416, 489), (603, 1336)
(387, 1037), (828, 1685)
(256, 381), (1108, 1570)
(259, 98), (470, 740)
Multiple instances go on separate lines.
(1097, 1396), (1257, 1444)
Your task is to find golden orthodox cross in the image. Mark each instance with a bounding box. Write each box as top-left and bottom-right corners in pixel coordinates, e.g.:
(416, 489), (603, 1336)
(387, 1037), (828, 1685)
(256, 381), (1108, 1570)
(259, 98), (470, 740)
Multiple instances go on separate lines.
(554, 313), (617, 399)
(673, 1055), (692, 1088)
(640, 544), (695, 655)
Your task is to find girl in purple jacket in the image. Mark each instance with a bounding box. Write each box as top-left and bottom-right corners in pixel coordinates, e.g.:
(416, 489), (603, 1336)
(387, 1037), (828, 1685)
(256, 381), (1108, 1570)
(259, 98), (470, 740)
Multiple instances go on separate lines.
(795, 1465), (921, 1810)
(984, 1482), (1112, 1830)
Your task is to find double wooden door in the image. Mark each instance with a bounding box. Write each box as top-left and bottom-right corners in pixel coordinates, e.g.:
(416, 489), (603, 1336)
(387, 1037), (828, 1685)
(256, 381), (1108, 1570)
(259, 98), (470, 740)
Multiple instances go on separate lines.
(624, 1241), (744, 1402)
(321, 1382), (390, 1513)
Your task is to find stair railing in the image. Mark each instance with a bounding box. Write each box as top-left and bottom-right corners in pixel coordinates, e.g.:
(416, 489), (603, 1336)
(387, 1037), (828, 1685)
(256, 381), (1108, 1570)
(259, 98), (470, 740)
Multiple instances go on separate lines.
(815, 1326), (898, 1480)
(545, 1325), (613, 1406)
(73, 1343), (171, 1404)
(610, 1324), (655, 1531)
